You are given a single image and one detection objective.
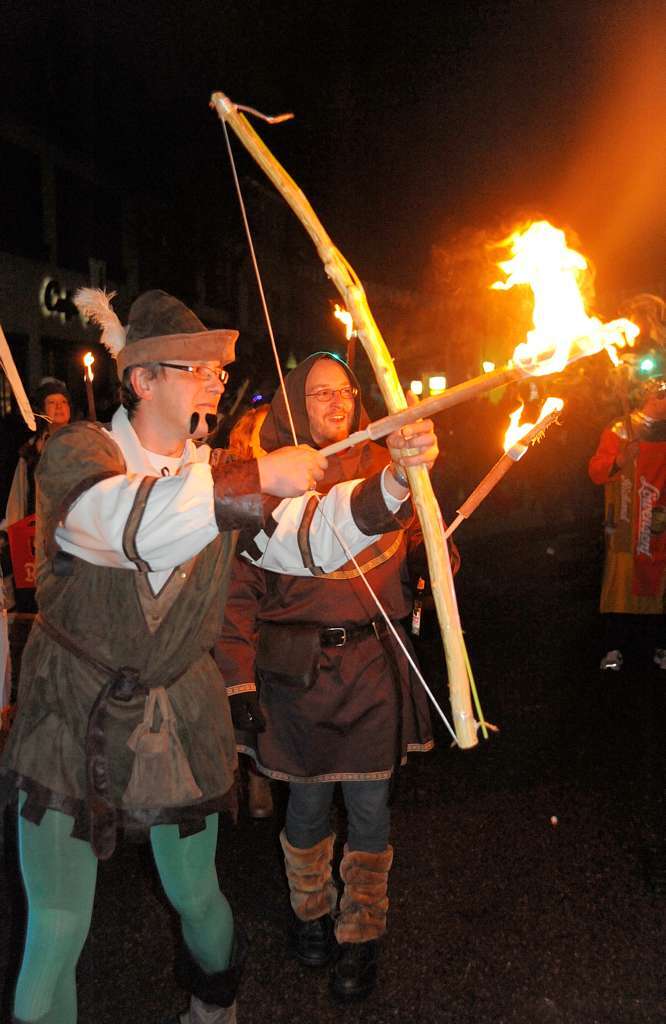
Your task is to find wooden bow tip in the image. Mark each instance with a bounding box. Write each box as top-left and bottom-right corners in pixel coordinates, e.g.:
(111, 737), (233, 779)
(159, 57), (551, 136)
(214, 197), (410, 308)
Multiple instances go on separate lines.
(210, 92), (234, 115)
(210, 92), (294, 125)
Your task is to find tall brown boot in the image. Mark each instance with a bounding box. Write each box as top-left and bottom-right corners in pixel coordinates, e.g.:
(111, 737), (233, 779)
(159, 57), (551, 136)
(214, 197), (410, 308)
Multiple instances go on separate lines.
(280, 829), (337, 967)
(330, 845), (393, 1002)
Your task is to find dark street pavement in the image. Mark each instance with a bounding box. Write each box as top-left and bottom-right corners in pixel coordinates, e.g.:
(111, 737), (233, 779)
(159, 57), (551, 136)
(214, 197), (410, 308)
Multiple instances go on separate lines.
(1, 513), (664, 1024)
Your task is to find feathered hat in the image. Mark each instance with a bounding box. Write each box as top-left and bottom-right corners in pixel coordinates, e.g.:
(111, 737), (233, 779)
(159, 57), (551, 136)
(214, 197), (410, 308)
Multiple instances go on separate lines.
(73, 288), (238, 375)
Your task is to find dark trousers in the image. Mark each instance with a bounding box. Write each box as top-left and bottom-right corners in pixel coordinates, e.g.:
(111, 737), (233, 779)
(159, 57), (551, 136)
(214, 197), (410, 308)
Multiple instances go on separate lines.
(285, 779), (391, 852)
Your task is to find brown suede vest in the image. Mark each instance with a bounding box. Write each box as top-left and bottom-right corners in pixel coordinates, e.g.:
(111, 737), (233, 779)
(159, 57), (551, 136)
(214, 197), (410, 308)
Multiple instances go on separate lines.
(1, 422), (238, 854)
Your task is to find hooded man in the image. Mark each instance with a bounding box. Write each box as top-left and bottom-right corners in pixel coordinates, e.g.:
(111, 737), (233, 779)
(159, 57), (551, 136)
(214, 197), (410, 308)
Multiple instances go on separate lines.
(0, 292), (436, 1024)
(216, 352), (442, 1004)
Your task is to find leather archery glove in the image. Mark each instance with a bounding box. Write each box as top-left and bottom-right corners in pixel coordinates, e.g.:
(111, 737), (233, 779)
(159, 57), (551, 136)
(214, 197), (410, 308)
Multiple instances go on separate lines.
(229, 692), (266, 733)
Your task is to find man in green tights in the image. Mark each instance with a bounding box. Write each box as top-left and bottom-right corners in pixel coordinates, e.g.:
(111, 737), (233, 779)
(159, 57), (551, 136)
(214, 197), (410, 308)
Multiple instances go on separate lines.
(0, 289), (439, 1024)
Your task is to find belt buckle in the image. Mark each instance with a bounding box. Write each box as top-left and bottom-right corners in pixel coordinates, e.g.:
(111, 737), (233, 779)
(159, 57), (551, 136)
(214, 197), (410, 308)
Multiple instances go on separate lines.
(326, 627), (346, 647)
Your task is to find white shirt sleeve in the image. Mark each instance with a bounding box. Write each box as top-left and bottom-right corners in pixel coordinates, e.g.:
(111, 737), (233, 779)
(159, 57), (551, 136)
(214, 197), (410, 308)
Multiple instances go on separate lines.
(243, 467), (407, 576)
(55, 463), (219, 571)
(55, 462), (408, 575)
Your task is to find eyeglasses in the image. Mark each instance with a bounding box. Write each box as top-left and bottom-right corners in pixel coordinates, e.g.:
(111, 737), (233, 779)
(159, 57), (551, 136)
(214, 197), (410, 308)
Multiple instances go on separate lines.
(305, 385), (358, 404)
(158, 363), (229, 385)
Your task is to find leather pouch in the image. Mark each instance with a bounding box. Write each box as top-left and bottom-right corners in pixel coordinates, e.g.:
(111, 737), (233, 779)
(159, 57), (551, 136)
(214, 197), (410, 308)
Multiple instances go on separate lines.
(122, 686), (203, 808)
(255, 622), (321, 691)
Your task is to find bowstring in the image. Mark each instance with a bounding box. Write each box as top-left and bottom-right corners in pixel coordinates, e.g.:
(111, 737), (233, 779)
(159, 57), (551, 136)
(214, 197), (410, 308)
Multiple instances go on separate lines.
(221, 120), (459, 745)
(220, 118), (299, 447)
(297, 495), (459, 744)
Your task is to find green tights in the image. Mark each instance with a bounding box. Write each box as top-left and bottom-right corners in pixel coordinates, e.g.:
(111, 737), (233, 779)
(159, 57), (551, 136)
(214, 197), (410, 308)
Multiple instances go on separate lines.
(14, 795), (234, 1024)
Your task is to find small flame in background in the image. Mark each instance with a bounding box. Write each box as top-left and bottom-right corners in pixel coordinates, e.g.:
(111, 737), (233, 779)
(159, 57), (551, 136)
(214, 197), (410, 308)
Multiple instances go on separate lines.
(492, 221), (640, 375)
(83, 352), (95, 382)
(503, 397), (564, 452)
(334, 303), (354, 341)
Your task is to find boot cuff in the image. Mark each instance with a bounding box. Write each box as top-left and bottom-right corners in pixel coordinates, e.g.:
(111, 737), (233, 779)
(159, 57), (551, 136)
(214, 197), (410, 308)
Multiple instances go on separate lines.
(176, 928), (248, 1008)
(280, 829), (334, 868)
(339, 845), (394, 880)
(336, 845), (393, 943)
(280, 829), (337, 921)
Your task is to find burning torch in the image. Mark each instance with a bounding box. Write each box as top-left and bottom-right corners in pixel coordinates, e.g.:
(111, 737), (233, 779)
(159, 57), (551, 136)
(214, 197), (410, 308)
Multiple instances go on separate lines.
(83, 352), (96, 421)
(444, 397), (564, 538)
(334, 303), (357, 367)
(320, 221), (639, 457)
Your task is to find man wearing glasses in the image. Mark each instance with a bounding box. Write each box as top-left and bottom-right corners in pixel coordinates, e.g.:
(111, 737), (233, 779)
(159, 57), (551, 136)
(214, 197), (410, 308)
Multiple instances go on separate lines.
(216, 352), (439, 1006)
(0, 291), (436, 1024)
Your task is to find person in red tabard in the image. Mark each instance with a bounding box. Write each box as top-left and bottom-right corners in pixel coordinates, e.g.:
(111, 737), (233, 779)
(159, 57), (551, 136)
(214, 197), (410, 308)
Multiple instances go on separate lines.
(589, 380), (666, 671)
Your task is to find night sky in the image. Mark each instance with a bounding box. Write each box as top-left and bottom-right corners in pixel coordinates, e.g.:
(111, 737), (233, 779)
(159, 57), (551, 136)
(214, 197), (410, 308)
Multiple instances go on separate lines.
(2, 0), (664, 300)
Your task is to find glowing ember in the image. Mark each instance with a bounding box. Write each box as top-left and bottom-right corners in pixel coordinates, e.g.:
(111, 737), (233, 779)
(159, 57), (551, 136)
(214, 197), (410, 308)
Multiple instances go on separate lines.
(492, 221), (639, 375)
(333, 304), (354, 340)
(503, 396), (564, 452)
(83, 351), (95, 381)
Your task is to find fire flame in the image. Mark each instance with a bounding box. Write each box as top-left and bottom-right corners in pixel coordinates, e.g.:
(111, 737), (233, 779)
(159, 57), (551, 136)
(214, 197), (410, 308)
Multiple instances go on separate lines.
(492, 221), (639, 375)
(83, 351), (95, 381)
(503, 396), (564, 452)
(334, 304), (354, 341)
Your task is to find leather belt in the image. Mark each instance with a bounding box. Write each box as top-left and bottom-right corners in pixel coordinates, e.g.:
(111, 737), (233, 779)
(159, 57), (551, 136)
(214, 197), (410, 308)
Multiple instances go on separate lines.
(35, 613), (188, 861)
(319, 620), (384, 647)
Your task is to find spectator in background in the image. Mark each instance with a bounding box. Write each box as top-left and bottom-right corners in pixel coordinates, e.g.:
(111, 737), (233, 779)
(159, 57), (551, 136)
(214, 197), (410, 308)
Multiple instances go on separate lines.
(4, 378), (72, 527)
(227, 404), (269, 462)
(589, 379), (666, 671)
(3, 379), (72, 613)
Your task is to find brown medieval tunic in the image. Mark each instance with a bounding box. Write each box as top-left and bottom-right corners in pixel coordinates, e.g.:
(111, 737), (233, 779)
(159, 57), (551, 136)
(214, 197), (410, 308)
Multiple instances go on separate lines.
(217, 527), (434, 783)
(215, 353), (436, 784)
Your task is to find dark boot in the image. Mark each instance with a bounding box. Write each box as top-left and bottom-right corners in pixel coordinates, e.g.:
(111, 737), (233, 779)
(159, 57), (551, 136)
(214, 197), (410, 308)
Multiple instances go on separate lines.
(330, 940), (379, 1003)
(280, 830), (337, 967)
(329, 845), (393, 1002)
(292, 912), (335, 967)
(164, 929), (248, 1023)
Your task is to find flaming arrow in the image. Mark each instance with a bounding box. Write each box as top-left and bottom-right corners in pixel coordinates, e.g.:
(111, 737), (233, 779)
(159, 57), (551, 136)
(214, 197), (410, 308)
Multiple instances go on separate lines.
(211, 91), (479, 748)
(444, 398), (564, 538)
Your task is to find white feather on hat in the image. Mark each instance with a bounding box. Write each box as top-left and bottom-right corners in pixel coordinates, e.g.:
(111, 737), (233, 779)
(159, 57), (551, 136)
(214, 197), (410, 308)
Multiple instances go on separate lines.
(74, 288), (127, 358)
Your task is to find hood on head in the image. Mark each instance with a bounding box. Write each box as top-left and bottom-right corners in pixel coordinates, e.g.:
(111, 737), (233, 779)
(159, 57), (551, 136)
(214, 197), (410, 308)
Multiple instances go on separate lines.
(259, 352), (388, 490)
